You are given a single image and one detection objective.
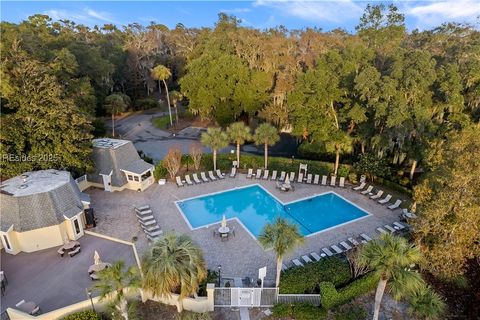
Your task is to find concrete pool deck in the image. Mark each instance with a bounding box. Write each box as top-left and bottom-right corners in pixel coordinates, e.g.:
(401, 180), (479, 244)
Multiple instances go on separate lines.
(87, 175), (406, 285)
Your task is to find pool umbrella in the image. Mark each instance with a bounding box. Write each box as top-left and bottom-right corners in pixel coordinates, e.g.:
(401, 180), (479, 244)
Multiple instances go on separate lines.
(94, 250), (101, 265)
(221, 215), (227, 228)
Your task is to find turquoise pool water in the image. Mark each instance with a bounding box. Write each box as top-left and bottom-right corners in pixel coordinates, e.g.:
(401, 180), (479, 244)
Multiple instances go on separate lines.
(176, 185), (369, 237)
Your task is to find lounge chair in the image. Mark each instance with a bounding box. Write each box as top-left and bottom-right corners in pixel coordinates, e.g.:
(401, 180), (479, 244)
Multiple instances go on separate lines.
(192, 173), (202, 184)
(208, 171), (217, 181)
(330, 176), (336, 187)
(255, 169), (262, 179)
(331, 245), (343, 254)
(384, 225), (396, 233)
(176, 176), (184, 187)
(306, 174), (312, 184)
(58, 248), (65, 257)
(185, 175), (194, 185)
(216, 169), (225, 179)
(278, 171), (286, 182)
(361, 185), (373, 195)
(282, 264), (288, 271)
(388, 199), (402, 210)
(376, 227), (388, 235)
(401, 209), (417, 219)
(322, 247), (334, 257)
(340, 241), (352, 251)
(146, 229), (163, 237)
(246, 168), (253, 179)
(297, 173), (304, 183)
(69, 247), (81, 257)
(339, 177), (345, 187)
(360, 233), (372, 242)
(311, 252), (321, 261)
(321, 175), (327, 185)
(229, 167), (237, 178)
(370, 190), (383, 199)
(142, 224), (160, 232)
(262, 170), (269, 180)
(200, 172), (209, 182)
(348, 237), (359, 246)
(271, 170), (278, 180)
(393, 222), (406, 230)
(378, 194), (392, 204)
(301, 255), (313, 264)
(139, 219), (156, 227)
(353, 182), (366, 191)
(135, 209), (152, 217)
(292, 259), (304, 267)
(136, 213), (154, 221)
(147, 234), (160, 242)
(313, 174), (320, 184)
(136, 205), (150, 211)
(289, 172), (295, 182)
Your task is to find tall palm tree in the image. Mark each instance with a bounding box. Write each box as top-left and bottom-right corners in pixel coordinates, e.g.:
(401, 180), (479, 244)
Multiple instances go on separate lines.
(151, 65), (173, 126)
(169, 90), (183, 126)
(326, 132), (353, 176)
(359, 234), (423, 320)
(258, 217), (304, 287)
(407, 284), (446, 320)
(253, 123), (280, 169)
(226, 122), (252, 168)
(105, 93), (128, 137)
(200, 128), (229, 171)
(94, 260), (140, 320)
(142, 232), (207, 312)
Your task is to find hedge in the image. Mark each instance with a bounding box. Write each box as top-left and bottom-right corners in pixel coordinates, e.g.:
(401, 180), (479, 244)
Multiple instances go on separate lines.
(61, 310), (102, 320)
(272, 303), (328, 320)
(320, 272), (379, 310)
(279, 257), (351, 294)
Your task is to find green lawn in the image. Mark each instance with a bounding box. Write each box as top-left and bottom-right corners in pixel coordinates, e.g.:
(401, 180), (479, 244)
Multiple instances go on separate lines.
(151, 115), (170, 130)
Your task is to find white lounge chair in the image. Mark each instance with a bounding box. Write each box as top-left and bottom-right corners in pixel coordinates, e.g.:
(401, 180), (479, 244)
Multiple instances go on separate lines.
(378, 194), (392, 204)
(348, 237), (359, 246)
(278, 171), (286, 181)
(216, 169), (225, 179)
(313, 174), (320, 184)
(330, 176), (336, 187)
(145, 229), (163, 237)
(136, 212), (154, 221)
(289, 172), (295, 182)
(292, 259), (304, 267)
(140, 219), (156, 227)
(208, 171), (217, 181)
(282, 264), (288, 271)
(185, 175), (194, 185)
(192, 173), (202, 184)
(340, 241), (352, 251)
(311, 252), (321, 261)
(306, 174), (312, 184)
(229, 167), (237, 178)
(255, 169), (262, 179)
(360, 234), (372, 242)
(263, 170), (269, 180)
(322, 248), (334, 257)
(271, 170), (278, 180)
(147, 234), (160, 242)
(301, 255), (313, 264)
(135, 207), (151, 215)
(388, 199), (402, 210)
(176, 176), (184, 187)
(393, 222), (406, 230)
(353, 182), (366, 191)
(384, 225), (396, 233)
(402, 209), (417, 219)
(246, 168), (253, 179)
(339, 177), (345, 187)
(361, 185), (373, 195)
(377, 227), (388, 235)
(135, 205), (150, 212)
(370, 190), (384, 199)
(297, 173), (304, 183)
(321, 175), (327, 185)
(200, 172), (209, 183)
(331, 245), (343, 254)
(142, 224), (160, 232)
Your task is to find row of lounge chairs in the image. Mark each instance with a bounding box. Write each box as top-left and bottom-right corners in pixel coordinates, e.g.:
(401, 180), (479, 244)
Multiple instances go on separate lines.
(376, 221), (406, 235)
(134, 205), (163, 241)
(353, 182), (403, 210)
(246, 168), (346, 187)
(176, 168), (237, 187)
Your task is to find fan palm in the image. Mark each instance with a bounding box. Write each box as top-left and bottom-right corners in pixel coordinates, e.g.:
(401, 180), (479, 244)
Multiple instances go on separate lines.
(142, 232), (207, 312)
(200, 128), (229, 171)
(226, 122), (252, 168)
(104, 93), (128, 137)
(407, 284), (446, 320)
(169, 90), (183, 125)
(253, 123), (280, 169)
(258, 217), (304, 287)
(359, 234), (423, 320)
(151, 65), (173, 126)
(93, 260), (140, 320)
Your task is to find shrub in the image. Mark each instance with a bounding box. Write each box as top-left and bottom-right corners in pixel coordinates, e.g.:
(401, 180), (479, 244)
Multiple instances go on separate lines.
(353, 153), (390, 181)
(61, 310), (101, 320)
(280, 257), (351, 294)
(337, 165), (349, 178)
(153, 160), (168, 180)
(348, 172), (358, 184)
(198, 270), (218, 297)
(151, 115), (171, 129)
(134, 98), (159, 110)
(333, 305), (368, 320)
(92, 118), (107, 137)
(272, 303), (327, 320)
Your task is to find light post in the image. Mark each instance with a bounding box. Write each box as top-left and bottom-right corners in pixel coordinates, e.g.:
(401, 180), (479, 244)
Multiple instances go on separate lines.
(217, 265), (222, 287)
(85, 288), (95, 313)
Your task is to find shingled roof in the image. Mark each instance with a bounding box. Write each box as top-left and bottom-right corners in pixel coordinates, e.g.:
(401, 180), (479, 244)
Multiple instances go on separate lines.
(87, 138), (154, 188)
(0, 170), (84, 232)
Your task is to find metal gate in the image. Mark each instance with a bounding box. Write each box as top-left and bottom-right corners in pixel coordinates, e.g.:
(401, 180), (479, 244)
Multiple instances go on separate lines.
(215, 287), (278, 307)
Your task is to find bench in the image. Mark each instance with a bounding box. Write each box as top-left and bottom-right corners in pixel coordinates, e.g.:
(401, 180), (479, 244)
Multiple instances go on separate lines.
(68, 247), (81, 257)
(57, 248), (65, 257)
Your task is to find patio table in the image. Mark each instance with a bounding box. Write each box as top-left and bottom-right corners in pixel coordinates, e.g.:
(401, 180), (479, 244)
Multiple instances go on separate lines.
(16, 301), (38, 315)
(218, 226), (230, 234)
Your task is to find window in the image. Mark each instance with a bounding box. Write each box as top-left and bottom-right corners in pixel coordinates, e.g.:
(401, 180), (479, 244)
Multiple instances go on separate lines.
(2, 234), (11, 250)
(127, 175), (133, 181)
(134, 176), (139, 182)
(73, 219), (81, 234)
(141, 171), (152, 181)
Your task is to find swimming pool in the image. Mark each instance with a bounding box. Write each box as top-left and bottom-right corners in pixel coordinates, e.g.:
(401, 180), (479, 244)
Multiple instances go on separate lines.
(176, 185), (370, 238)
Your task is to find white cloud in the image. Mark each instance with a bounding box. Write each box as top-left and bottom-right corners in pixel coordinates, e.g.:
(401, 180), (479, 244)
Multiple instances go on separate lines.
(221, 8), (252, 14)
(43, 7), (116, 25)
(254, 0), (363, 23)
(84, 8), (115, 23)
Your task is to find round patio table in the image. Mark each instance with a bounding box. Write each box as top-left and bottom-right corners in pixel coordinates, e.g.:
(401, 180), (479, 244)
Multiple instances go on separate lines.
(218, 226), (230, 234)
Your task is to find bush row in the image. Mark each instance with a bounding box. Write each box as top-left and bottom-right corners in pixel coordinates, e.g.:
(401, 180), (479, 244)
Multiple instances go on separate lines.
(279, 257), (351, 294)
(320, 272), (379, 310)
(272, 303), (328, 320)
(61, 310), (102, 320)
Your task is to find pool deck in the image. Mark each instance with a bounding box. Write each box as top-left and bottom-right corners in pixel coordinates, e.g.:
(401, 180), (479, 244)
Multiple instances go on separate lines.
(87, 174), (406, 285)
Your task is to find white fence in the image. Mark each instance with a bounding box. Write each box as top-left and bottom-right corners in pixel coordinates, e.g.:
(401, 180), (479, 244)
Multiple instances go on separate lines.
(214, 287), (320, 307)
(277, 294), (321, 306)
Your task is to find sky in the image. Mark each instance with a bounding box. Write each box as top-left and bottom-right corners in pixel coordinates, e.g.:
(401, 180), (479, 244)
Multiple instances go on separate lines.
(1, 1), (479, 32)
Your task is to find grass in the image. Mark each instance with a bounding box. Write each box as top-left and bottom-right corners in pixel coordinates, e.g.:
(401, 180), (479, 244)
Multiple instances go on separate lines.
(151, 115), (171, 129)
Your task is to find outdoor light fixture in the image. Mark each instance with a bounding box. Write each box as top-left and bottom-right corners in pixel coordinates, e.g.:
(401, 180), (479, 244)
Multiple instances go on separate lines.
(86, 288), (95, 313)
(217, 265), (222, 286)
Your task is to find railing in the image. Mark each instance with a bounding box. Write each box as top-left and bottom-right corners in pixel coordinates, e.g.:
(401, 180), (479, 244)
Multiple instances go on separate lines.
(214, 287), (319, 307)
(277, 294), (321, 306)
(213, 287), (232, 306)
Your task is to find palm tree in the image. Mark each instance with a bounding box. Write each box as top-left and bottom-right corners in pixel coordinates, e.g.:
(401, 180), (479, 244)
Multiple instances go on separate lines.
(407, 285), (446, 320)
(258, 217), (304, 287)
(169, 90), (183, 125)
(151, 65), (173, 126)
(200, 128), (229, 171)
(105, 93), (128, 137)
(226, 122), (252, 168)
(326, 132), (353, 176)
(359, 234), (423, 320)
(142, 232), (207, 312)
(94, 260), (140, 320)
(253, 123), (280, 169)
